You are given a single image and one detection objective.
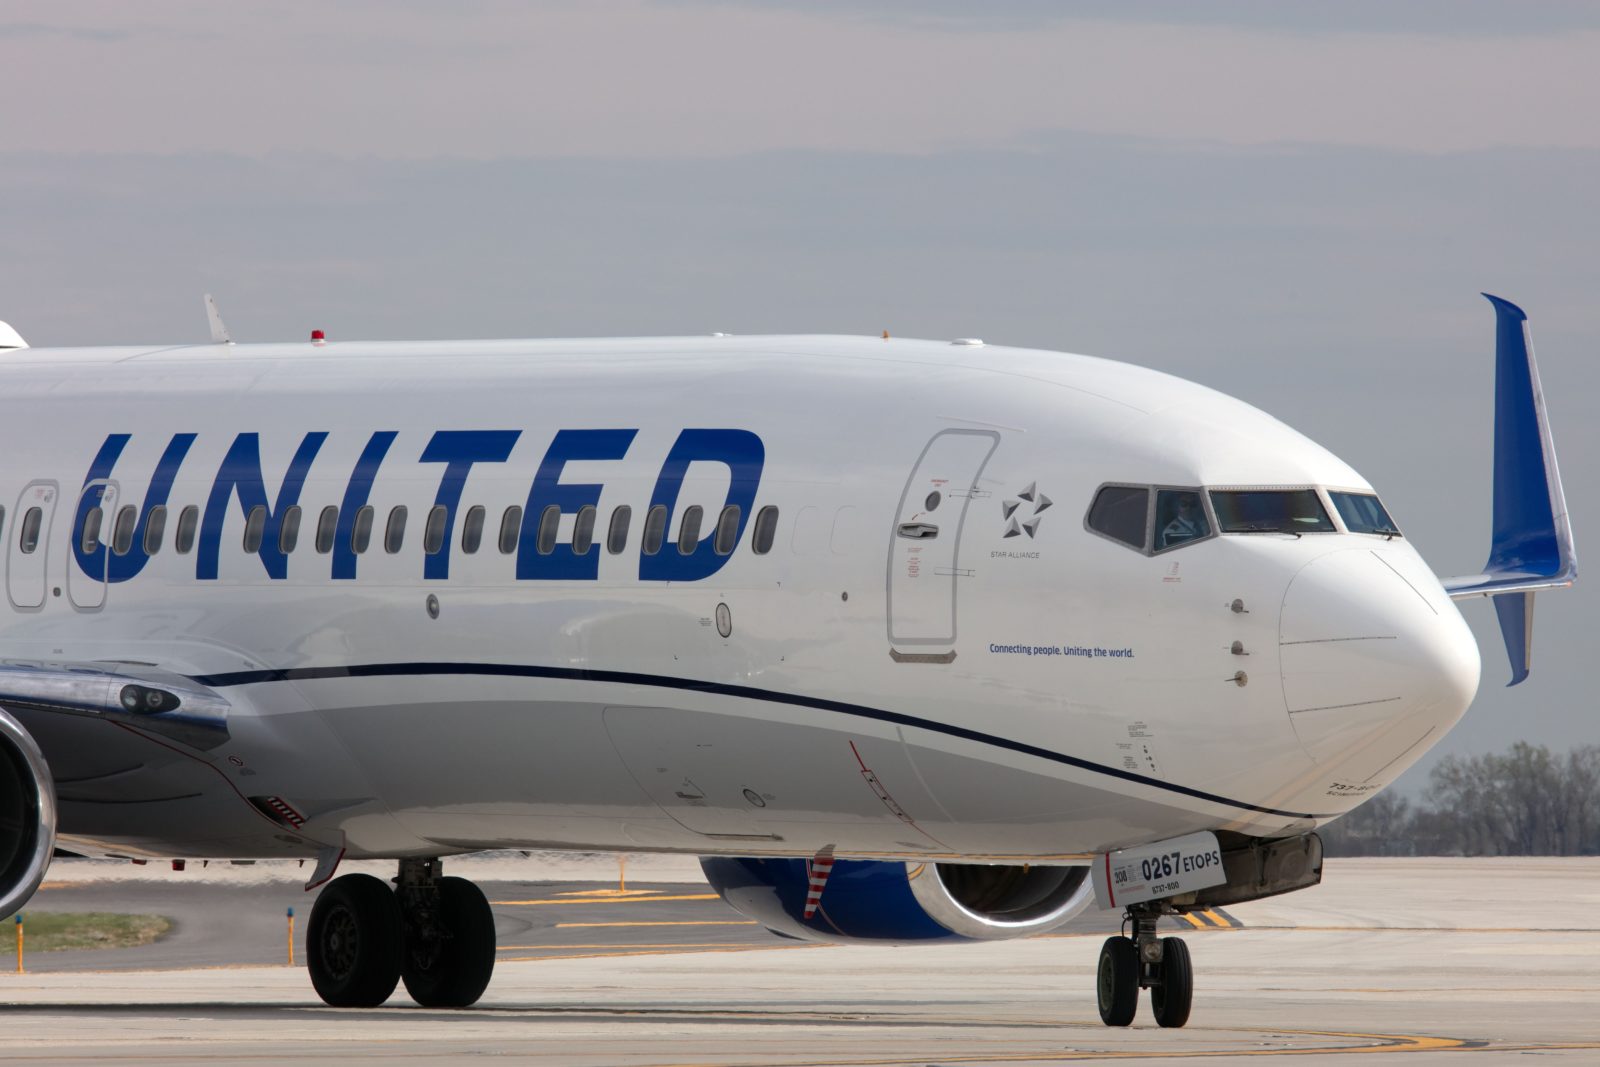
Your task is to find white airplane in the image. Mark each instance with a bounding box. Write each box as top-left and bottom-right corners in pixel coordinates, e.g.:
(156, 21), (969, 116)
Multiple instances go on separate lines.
(0, 295), (1572, 1026)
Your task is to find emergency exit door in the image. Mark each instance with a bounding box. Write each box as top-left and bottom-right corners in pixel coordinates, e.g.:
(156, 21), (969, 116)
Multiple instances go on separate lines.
(886, 429), (999, 659)
(6, 481), (58, 610)
(67, 480), (116, 611)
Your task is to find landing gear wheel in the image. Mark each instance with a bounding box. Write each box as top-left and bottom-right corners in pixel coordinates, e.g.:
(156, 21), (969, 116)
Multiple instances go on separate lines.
(1151, 937), (1192, 1028)
(402, 876), (497, 1008)
(307, 873), (402, 1007)
(1096, 935), (1139, 1026)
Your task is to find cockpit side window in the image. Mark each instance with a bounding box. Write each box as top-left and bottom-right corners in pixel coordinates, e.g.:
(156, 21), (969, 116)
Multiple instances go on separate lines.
(1210, 489), (1334, 534)
(1154, 489), (1211, 552)
(1329, 492), (1401, 537)
(1086, 485), (1150, 551)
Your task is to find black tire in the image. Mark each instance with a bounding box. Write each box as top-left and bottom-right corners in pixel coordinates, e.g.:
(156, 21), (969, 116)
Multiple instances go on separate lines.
(402, 876), (497, 1008)
(1096, 935), (1139, 1027)
(1151, 936), (1193, 1028)
(307, 873), (403, 1007)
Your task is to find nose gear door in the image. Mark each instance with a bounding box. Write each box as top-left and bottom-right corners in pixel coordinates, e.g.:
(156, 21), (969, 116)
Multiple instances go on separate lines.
(887, 429), (999, 662)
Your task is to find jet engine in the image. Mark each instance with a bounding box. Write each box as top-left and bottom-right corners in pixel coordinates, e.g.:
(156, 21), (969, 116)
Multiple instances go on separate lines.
(699, 856), (1093, 944)
(0, 708), (56, 917)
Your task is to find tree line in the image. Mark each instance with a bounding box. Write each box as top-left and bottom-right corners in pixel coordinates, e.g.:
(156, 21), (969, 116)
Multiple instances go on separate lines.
(1320, 742), (1600, 856)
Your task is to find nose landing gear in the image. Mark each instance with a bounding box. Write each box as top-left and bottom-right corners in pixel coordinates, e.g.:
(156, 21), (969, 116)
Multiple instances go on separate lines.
(1096, 903), (1193, 1028)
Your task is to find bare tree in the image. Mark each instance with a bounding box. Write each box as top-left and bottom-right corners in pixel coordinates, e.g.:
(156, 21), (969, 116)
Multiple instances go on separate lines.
(1322, 742), (1600, 857)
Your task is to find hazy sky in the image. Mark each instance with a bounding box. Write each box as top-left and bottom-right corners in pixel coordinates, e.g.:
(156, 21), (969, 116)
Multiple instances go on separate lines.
(3, 1), (1597, 794)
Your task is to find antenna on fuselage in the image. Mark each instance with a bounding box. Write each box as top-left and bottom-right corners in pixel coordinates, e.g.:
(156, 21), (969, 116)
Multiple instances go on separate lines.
(204, 293), (234, 345)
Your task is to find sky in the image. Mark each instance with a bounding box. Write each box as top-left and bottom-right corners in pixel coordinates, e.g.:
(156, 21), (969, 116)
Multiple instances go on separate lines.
(2, 1), (1597, 796)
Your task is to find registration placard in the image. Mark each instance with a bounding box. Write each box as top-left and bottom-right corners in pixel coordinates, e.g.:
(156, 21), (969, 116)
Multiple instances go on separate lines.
(1091, 830), (1226, 910)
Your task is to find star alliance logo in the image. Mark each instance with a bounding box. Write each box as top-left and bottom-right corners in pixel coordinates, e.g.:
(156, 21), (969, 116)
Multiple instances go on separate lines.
(1002, 481), (1052, 538)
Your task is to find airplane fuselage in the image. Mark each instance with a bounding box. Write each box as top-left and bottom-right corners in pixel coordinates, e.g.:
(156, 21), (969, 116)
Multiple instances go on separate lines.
(0, 333), (1480, 864)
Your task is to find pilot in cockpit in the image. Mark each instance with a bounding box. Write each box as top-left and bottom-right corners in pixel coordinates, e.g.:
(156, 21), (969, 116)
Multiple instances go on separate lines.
(1160, 493), (1207, 549)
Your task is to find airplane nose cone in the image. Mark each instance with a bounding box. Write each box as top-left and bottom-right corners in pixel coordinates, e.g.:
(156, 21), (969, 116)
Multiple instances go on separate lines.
(1280, 549), (1480, 768)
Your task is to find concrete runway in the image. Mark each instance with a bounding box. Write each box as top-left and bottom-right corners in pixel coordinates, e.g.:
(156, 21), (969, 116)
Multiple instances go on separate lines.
(1, 856), (1596, 1064)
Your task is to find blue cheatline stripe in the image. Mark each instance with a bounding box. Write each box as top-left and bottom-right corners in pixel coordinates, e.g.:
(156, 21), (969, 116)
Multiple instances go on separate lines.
(191, 661), (1335, 821)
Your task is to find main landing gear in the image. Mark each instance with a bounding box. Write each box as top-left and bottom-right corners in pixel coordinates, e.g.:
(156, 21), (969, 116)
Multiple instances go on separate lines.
(1096, 903), (1193, 1028)
(307, 858), (497, 1008)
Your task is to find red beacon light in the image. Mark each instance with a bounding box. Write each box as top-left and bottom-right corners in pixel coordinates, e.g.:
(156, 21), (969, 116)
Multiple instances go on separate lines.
(310, 329), (326, 344)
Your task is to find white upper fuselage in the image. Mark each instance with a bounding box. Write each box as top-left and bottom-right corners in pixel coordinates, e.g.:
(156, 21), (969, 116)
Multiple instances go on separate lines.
(0, 334), (1480, 863)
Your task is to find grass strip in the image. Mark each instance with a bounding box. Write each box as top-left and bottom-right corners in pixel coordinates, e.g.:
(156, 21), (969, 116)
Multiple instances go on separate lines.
(0, 912), (171, 952)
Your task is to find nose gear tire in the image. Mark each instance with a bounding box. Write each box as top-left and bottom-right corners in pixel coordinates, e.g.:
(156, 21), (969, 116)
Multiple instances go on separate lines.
(1151, 936), (1193, 1028)
(1096, 935), (1139, 1026)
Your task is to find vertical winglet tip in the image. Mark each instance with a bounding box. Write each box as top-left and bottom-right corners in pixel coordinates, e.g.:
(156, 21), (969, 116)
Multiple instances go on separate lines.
(1493, 592), (1534, 688)
(1481, 293), (1528, 321)
(203, 293), (234, 345)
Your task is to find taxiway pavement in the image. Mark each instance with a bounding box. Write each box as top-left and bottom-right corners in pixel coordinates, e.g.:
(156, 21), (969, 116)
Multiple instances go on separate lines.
(1, 856), (1595, 1065)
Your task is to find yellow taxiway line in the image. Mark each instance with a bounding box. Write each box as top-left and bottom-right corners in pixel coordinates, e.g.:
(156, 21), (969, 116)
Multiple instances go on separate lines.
(492, 892), (720, 906)
(556, 919), (757, 928)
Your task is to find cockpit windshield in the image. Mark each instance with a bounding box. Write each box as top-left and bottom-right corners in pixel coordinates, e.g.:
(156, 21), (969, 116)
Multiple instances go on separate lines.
(1209, 489), (1334, 534)
(1329, 491), (1401, 536)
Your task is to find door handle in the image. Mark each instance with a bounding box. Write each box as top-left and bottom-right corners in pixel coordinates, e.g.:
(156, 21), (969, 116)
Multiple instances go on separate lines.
(897, 522), (939, 539)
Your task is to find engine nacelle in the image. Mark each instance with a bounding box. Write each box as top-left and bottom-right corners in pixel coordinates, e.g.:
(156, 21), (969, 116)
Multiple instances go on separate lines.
(0, 708), (56, 917)
(699, 856), (1093, 944)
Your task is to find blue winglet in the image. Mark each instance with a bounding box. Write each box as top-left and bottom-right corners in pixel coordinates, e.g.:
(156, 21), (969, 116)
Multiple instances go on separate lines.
(1440, 295), (1576, 686)
(1493, 592), (1533, 688)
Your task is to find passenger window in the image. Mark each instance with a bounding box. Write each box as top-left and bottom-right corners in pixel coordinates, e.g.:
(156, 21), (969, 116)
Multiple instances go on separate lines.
(573, 505), (597, 555)
(751, 505), (778, 555)
(424, 505), (448, 555)
(144, 505), (167, 555)
(279, 505), (301, 554)
(19, 507), (41, 554)
(315, 506), (338, 554)
(461, 505), (486, 554)
(498, 505), (522, 555)
(1087, 486), (1149, 551)
(713, 505), (740, 556)
(112, 505), (138, 556)
(607, 506), (632, 554)
(242, 505), (267, 553)
(677, 505), (703, 555)
(351, 505), (375, 554)
(642, 505), (668, 556)
(81, 507), (104, 555)
(175, 506), (199, 554)
(536, 505), (560, 555)
(1155, 490), (1210, 552)
(385, 506), (407, 553)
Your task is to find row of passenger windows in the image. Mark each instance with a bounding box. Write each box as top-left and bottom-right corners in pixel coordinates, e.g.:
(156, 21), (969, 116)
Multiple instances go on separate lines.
(69, 502), (782, 560)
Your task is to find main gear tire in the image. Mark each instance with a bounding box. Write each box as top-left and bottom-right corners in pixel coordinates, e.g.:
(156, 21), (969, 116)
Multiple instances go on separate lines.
(307, 873), (403, 1008)
(402, 876), (497, 1008)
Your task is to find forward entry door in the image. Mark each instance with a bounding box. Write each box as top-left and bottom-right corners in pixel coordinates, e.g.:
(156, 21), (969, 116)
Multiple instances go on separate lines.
(6, 481), (58, 610)
(886, 429), (999, 660)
